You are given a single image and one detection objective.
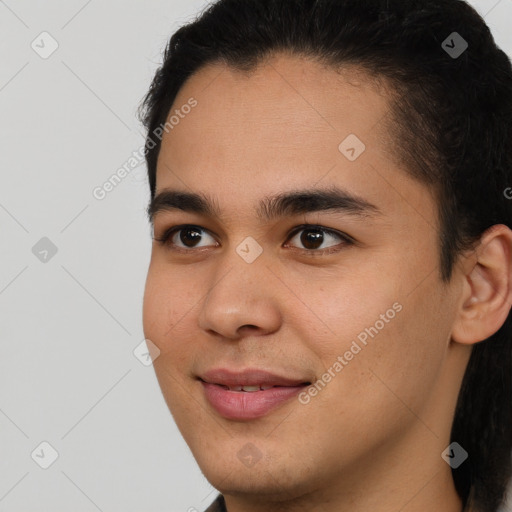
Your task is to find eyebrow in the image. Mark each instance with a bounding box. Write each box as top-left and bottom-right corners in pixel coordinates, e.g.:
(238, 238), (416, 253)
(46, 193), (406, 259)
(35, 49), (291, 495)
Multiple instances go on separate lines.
(147, 186), (383, 224)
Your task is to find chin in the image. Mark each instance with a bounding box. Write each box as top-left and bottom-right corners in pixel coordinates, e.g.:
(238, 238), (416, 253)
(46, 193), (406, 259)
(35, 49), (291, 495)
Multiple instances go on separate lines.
(208, 473), (308, 502)
(196, 450), (314, 502)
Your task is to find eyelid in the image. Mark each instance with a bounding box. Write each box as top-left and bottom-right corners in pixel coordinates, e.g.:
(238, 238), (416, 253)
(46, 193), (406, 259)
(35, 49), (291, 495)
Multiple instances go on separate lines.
(154, 224), (218, 249)
(286, 224), (355, 244)
(283, 224), (354, 255)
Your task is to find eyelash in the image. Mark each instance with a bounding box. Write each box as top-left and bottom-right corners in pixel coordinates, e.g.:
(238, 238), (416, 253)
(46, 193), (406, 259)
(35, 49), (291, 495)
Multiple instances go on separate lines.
(153, 224), (354, 256)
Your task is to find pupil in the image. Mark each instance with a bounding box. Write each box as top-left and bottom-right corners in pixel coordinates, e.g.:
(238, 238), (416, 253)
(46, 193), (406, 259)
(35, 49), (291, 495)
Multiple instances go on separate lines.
(301, 229), (323, 249)
(181, 228), (201, 247)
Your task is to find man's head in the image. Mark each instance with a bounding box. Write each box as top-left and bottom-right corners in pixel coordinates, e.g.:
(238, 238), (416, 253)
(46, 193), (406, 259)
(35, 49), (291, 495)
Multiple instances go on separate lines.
(139, 1), (512, 511)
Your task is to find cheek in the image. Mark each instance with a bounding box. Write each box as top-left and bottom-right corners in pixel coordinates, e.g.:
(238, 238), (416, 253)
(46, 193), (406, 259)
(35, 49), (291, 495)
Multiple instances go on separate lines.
(346, 281), (450, 414)
(299, 257), (450, 412)
(142, 269), (170, 344)
(142, 264), (197, 354)
(297, 268), (399, 356)
(142, 268), (198, 411)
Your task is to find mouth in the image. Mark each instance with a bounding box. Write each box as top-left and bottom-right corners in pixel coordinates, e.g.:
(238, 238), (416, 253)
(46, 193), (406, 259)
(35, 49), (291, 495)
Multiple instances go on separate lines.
(199, 381), (311, 392)
(198, 368), (312, 420)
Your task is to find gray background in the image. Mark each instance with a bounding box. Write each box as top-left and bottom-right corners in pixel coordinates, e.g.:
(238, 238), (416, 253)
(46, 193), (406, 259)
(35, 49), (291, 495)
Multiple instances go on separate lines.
(0, 0), (511, 511)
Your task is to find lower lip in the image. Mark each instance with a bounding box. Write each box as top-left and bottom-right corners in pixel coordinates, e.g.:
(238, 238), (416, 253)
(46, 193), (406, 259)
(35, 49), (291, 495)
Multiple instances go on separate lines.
(201, 381), (307, 420)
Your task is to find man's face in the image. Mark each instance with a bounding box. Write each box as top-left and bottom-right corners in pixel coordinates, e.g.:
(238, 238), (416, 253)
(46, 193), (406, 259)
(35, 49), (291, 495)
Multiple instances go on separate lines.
(143, 55), (464, 500)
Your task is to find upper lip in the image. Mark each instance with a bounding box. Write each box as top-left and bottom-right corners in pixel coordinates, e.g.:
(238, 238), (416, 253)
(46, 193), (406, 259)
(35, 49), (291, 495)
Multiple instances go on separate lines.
(199, 368), (311, 387)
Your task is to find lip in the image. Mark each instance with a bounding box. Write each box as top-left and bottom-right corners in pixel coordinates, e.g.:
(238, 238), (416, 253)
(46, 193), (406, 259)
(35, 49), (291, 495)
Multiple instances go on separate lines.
(199, 368), (311, 420)
(200, 368), (310, 387)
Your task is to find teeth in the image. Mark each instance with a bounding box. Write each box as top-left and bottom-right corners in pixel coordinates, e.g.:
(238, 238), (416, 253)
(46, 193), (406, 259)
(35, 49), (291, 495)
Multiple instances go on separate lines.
(226, 385), (275, 392)
(241, 385), (261, 392)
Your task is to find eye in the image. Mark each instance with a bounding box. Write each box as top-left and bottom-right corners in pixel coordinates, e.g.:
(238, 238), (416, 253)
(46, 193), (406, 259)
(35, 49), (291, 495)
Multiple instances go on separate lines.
(284, 225), (353, 255)
(154, 225), (217, 251)
(154, 223), (353, 255)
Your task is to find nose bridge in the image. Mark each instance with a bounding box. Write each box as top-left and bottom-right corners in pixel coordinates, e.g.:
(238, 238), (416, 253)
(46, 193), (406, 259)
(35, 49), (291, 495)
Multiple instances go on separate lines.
(198, 242), (282, 338)
(212, 233), (268, 298)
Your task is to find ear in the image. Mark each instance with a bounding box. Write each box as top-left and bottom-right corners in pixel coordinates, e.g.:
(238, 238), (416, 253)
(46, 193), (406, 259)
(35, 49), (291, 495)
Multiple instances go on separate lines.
(451, 224), (512, 345)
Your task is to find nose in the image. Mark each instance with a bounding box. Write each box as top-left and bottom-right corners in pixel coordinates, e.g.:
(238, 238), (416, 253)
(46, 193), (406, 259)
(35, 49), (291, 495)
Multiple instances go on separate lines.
(197, 255), (283, 341)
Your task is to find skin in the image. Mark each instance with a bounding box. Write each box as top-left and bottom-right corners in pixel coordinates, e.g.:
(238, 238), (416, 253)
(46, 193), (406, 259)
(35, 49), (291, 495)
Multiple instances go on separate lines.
(142, 54), (512, 512)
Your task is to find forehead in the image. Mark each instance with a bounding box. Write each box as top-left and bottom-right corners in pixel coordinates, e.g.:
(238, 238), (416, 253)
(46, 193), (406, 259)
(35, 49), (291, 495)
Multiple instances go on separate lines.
(164, 54), (391, 153)
(154, 54), (437, 231)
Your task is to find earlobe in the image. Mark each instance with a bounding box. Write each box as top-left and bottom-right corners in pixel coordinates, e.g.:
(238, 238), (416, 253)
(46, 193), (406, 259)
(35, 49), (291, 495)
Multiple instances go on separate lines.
(451, 224), (512, 345)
